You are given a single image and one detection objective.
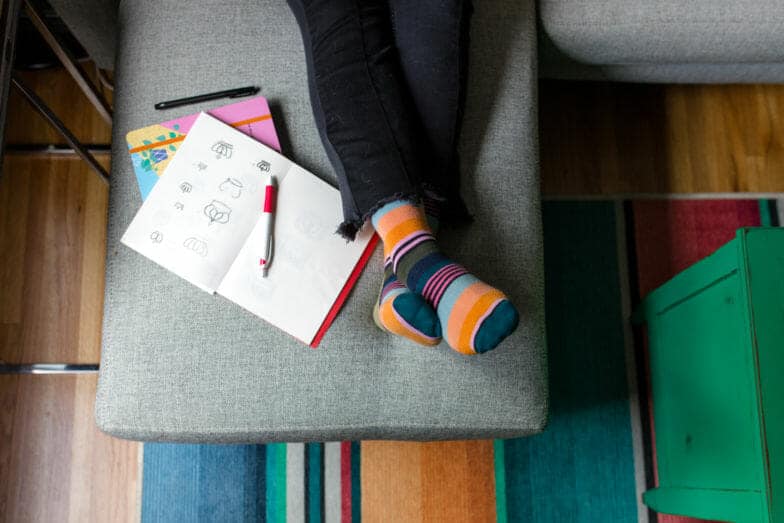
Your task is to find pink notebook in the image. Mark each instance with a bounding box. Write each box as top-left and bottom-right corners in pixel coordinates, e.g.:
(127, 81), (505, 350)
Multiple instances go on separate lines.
(126, 97), (281, 199)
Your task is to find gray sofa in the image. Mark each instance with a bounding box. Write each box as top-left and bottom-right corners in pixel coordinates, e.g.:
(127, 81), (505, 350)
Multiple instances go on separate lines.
(91, 0), (546, 443)
(51, 0), (783, 443)
(539, 0), (784, 83)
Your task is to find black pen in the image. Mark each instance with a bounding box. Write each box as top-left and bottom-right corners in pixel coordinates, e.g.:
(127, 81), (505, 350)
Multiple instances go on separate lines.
(154, 86), (260, 110)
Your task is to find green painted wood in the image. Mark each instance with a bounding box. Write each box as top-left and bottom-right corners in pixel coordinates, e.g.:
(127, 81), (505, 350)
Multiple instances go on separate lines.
(643, 487), (764, 522)
(741, 228), (784, 523)
(637, 227), (784, 523)
(651, 270), (761, 490)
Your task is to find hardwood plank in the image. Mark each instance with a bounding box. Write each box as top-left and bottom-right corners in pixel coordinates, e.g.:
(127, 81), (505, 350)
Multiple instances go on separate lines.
(75, 159), (109, 362)
(0, 374), (140, 523)
(5, 65), (111, 146)
(0, 156), (108, 363)
(540, 82), (784, 195)
(0, 155), (31, 324)
(361, 440), (496, 523)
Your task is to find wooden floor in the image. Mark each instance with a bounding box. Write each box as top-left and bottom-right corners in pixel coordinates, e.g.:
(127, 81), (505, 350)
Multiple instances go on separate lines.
(540, 81), (784, 196)
(1, 67), (139, 523)
(1, 63), (784, 522)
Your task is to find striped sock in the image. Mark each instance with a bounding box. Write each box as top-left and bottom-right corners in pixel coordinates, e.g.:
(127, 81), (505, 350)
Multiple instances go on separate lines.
(372, 200), (519, 354)
(372, 199), (442, 346)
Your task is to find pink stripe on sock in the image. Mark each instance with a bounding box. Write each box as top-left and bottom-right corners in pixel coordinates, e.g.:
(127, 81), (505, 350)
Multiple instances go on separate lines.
(389, 231), (423, 260)
(381, 280), (405, 298)
(420, 264), (449, 300)
(421, 264), (460, 302)
(469, 298), (505, 350)
(392, 306), (440, 342)
(429, 266), (468, 306)
(424, 265), (465, 305)
(391, 233), (434, 273)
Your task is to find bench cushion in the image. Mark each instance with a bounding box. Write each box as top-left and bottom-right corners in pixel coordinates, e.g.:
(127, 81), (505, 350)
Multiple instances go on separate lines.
(96, 0), (546, 442)
(540, 0), (784, 79)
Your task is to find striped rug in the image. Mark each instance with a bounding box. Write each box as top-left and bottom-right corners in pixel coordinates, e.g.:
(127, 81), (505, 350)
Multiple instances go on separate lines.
(142, 442), (360, 522)
(141, 199), (774, 522)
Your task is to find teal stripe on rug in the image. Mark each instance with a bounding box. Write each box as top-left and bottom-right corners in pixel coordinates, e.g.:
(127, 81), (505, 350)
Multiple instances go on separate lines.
(141, 443), (266, 522)
(266, 443), (287, 523)
(494, 439), (508, 523)
(500, 201), (638, 522)
(306, 443), (323, 523)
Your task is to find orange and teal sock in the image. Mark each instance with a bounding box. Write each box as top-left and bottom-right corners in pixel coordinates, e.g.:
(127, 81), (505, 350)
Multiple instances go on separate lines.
(372, 198), (442, 346)
(371, 200), (519, 355)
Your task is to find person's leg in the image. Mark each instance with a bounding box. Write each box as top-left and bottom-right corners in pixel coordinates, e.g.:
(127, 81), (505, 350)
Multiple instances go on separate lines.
(287, 0), (441, 344)
(388, 0), (472, 222)
(372, 201), (519, 355)
(287, 0), (424, 238)
(371, 0), (473, 345)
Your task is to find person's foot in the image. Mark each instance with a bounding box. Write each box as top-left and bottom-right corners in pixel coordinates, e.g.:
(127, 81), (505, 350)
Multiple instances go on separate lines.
(372, 198), (442, 346)
(373, 260), (442, 346)
(372, 200), (519, 354)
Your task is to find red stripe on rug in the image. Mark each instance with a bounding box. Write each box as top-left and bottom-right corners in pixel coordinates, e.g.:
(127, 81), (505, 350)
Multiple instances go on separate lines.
(341, 442), (352, 523)
(633, 199), (761, 523)
(634, 200), (761, 297)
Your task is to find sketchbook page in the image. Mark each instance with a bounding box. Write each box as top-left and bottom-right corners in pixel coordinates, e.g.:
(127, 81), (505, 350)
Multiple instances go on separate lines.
(217, 163), (373, 345)
(121, 113), (289, 293)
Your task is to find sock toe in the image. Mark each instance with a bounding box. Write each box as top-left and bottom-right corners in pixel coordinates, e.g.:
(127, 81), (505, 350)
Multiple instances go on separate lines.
(473, 300), (519, 353)
(393, 293), (442, 339)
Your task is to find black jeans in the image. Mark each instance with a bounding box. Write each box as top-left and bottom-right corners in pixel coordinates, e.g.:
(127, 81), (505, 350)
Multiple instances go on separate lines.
(287, 0), (471, 240)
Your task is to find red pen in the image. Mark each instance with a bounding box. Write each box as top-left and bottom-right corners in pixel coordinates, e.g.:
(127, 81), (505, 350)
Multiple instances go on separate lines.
(259, 175), (276, 277)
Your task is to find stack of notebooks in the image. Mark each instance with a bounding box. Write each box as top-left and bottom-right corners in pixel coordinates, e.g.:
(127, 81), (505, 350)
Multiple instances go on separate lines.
(122, 97), (376, 347)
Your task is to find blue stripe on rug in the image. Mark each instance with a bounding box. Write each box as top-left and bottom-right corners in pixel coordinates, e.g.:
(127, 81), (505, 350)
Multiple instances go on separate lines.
(500, 201), (638, 522)
(141, 443), (266, 522)
(306, 443), (323, 523)
(351, 441), (361, 523)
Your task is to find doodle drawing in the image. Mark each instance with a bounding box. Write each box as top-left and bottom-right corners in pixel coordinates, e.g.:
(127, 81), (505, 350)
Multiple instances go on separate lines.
(219, 178), (244, 199)
(211, 141), (233, 160)
(179, 182), (193, 193)
(255, 160), (271, 173)
(183, 237), (209, 257)
(203, 200), (232, 225)
(150, 231), (163, 243)
(194, 161), (208, 172)
(174, 202), (184, 211)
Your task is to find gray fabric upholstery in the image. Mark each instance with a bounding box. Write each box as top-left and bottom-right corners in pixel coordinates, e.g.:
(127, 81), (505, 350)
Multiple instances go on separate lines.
(542, 61), (784, 84)
(96, 0), (547, 442)
(539, 33), (784, 83)
(539, 0), (784, 70)
(48, 0), (119, 70)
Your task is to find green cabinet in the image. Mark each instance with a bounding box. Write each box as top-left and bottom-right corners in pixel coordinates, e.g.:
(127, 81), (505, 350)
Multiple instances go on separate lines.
(634, 228), (784, 523)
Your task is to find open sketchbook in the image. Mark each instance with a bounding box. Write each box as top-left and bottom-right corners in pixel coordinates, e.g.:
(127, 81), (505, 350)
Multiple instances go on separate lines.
(121, 113), (375, 346)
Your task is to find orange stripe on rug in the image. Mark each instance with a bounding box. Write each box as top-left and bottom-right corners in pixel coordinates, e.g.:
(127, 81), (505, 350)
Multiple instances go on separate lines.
(361, 441), (497, 523)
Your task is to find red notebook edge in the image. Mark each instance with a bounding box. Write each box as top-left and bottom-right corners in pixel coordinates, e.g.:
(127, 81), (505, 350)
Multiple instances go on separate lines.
(310, 233), (380, 348)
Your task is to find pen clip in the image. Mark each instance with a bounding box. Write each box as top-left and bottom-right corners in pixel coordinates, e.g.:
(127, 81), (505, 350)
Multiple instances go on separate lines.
(265, 234), (274, 265)
(230, 87), (259, 98)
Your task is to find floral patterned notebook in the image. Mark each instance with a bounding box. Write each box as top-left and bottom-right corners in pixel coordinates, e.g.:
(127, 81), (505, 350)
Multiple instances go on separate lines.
(126, 96), (281, 199)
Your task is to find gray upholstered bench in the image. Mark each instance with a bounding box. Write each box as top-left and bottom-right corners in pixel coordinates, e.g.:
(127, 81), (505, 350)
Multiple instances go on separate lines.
(89, 0), (547, 442)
